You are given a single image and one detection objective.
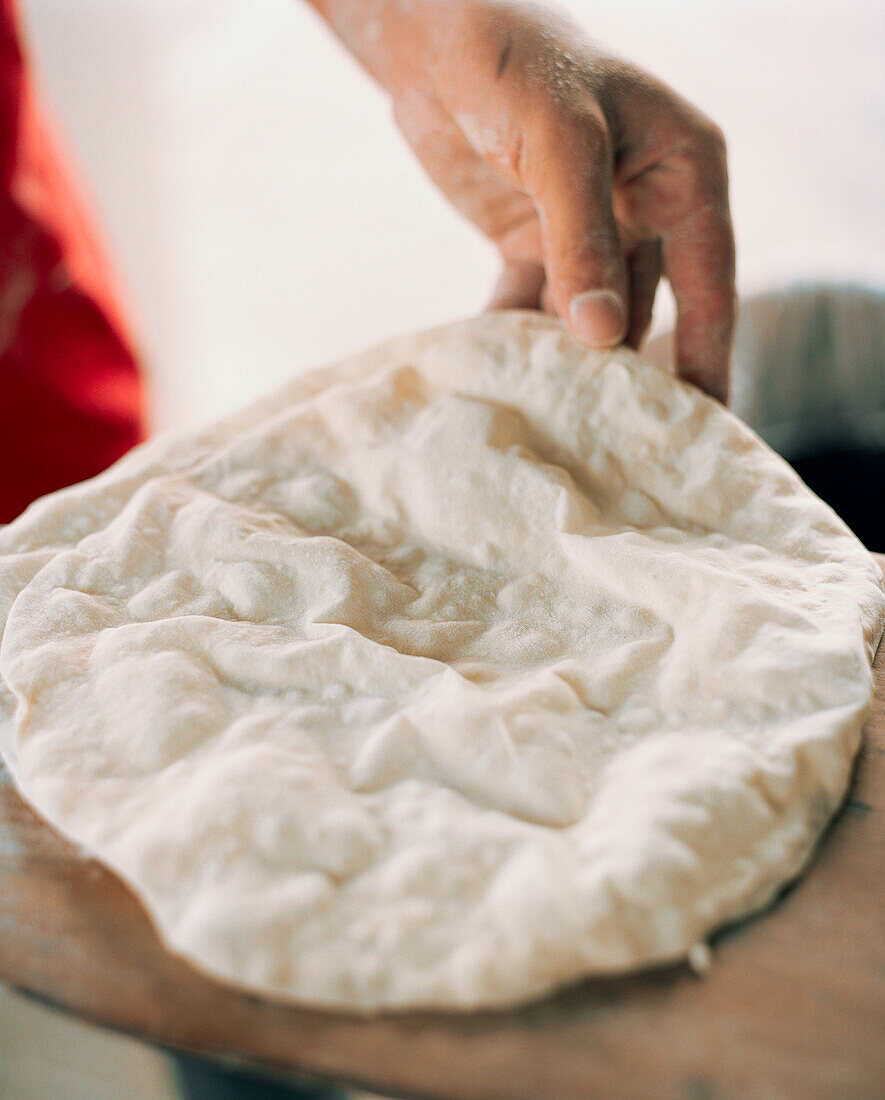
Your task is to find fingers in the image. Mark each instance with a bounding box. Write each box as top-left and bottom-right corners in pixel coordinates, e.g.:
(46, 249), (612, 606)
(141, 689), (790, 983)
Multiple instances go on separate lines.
(664, 202), (736, 403)
(623, 119), (736, 401)
(624, 238), (662, 350)
(523, 111), (629, 350)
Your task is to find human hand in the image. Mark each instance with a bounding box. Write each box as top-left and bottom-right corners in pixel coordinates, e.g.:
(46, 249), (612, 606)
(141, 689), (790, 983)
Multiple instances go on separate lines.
(309, 1), (736, 402)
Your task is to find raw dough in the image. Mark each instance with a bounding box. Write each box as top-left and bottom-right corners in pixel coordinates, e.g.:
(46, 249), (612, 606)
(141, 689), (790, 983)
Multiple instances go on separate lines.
(0, 312), (882, 1010)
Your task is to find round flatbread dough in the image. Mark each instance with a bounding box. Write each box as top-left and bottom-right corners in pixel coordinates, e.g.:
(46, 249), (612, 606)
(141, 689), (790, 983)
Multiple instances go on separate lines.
(0, 312), (882, 1011)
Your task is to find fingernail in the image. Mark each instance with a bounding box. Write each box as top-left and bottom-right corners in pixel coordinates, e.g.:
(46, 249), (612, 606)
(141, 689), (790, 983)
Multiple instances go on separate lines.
(569, 290), (626, 348)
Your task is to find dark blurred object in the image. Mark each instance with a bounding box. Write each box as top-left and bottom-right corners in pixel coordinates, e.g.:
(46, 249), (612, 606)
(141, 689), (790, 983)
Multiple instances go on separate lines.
(790, 447), (885, 550)
(729, 282), (884, 551)
(730, 283), (884, 456)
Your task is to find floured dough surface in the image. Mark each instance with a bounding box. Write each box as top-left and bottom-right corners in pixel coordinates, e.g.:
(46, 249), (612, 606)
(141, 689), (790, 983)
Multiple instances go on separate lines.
(0, 312), (882, 1011)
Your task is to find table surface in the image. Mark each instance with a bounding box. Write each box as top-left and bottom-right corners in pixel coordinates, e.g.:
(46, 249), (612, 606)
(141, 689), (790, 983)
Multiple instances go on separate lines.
(2, 557), (883, 1100)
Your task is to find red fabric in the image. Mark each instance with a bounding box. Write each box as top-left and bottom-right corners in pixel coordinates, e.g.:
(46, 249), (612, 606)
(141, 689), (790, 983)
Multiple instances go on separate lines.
(0, 0), (144, 523)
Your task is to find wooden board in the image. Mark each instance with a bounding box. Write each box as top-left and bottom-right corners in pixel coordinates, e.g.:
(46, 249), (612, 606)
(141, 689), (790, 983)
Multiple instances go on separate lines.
(2, 556), (884, 1100)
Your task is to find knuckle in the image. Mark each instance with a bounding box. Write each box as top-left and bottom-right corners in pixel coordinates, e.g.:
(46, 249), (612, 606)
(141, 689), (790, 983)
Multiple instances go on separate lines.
(694, 122), (729, 187)
(670, 150), (709, 198)
(679, 147), (728, 203)
(561, 231), (619, 263)
(532, 103), (610, 164)
(668, 118), (729, 199)
(697, 118), (728, 159)
(709, 122), (728, 159)
(573, 104), (612, 156)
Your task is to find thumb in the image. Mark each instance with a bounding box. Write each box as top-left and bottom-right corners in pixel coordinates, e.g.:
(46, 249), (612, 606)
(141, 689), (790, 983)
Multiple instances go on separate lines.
(526, 113), (628, 348)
